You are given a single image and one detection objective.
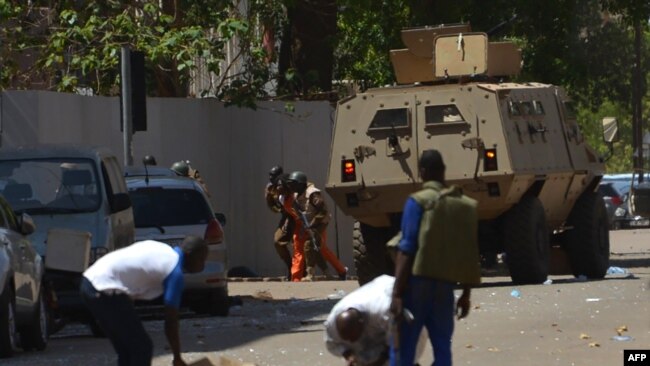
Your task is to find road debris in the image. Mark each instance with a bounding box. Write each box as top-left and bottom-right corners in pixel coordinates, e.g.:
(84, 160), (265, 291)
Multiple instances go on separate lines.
(252, 290), (274, 301)
(606, 266), (628, 275)
(612, 336), (633, 341)
(326, 289), (346, 300)
(187, 355), (256, 366)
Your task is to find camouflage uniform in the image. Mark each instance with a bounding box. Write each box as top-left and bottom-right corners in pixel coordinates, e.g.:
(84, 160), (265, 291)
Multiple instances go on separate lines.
(265, 181), (294, 277)
(289, 183), (346, 281)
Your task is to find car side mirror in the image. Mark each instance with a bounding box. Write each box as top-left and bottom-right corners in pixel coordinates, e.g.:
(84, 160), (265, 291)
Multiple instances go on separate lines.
(602, 117), (619, 144)
(110, 193), (132, 213)
(215, 212), (226, 227)
(601, 117), (619, 162)
(17, 212), (36, 235)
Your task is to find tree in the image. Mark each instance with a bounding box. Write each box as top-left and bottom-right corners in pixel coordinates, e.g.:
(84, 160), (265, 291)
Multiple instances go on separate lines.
(277, 0), (337, 98)
(0, 0), (285, 107)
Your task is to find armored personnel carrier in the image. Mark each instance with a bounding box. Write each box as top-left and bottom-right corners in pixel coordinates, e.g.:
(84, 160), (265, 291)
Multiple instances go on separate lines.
(325, 24), (616, 284)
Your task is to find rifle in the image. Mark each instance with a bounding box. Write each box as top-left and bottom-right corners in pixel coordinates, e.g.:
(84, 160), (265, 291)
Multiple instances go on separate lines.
(390, 308), (414, 365)
(292, 200), (320, 251)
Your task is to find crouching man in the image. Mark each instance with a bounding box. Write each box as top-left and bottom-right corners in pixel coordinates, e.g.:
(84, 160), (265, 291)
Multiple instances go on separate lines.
(80, 236), (208, 366)
(325, 275), (426, 366)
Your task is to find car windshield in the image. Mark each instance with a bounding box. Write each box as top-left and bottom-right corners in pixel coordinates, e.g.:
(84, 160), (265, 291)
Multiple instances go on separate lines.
(129, 187), (212, 227)
(0, 158), (101, 214)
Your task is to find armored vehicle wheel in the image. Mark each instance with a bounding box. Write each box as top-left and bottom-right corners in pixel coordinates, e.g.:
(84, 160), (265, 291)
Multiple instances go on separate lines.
(503, 196), (550, 284)
(353, 222), (394, 285)
(564, 191), (609, 278)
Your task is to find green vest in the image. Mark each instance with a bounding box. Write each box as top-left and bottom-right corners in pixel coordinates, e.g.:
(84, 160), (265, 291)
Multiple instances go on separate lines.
(411, 181), (481, 286)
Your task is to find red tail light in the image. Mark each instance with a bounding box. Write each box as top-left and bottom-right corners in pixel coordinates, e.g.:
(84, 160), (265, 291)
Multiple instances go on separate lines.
(611, 196), (623, 206)
(204, 218), (224, 245)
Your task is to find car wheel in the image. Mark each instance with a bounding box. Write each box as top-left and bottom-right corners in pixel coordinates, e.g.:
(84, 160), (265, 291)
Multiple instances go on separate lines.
(20, 288), (48, 351)
(88, 318), (106, 338)
(190, 288), (230, 316)
(0, 286), (18, 358)
(208, 288), (230, 317)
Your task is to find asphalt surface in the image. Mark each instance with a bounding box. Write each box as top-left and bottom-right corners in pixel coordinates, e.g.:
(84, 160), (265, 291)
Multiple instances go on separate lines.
(3, 228), (649, 366)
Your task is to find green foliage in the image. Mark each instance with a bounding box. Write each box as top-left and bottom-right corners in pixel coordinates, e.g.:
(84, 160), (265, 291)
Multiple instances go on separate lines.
(577, 99), (634, 172)
(334, 0), (410, 88)
(0, 0), (285, 104)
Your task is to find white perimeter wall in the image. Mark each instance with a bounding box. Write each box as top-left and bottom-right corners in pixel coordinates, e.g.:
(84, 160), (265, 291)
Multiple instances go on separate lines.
(0, 90), (354, 277)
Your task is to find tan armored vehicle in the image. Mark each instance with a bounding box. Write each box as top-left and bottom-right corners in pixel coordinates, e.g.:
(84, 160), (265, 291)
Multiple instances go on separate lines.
(326, 24), (618, 285)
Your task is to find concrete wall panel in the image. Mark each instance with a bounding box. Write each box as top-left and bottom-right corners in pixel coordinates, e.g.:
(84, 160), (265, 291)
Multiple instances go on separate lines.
(0, 91), (355, 277)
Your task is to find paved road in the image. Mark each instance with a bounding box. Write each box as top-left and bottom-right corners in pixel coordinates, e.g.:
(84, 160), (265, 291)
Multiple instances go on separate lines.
(4, 229), (650, 366)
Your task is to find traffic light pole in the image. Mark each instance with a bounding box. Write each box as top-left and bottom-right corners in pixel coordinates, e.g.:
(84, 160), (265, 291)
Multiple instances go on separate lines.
(121, 46), (134, 167)
(632, 21), (644, 182)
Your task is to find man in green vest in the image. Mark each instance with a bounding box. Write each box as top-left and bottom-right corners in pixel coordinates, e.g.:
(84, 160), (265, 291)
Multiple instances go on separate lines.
(389, 149), (481, 366)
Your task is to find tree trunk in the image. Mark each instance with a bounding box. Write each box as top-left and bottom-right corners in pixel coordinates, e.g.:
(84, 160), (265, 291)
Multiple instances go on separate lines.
(278, 0), (336, 96)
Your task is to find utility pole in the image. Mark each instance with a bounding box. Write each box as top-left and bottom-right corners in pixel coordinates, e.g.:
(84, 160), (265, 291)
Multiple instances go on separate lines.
(632, 20), (643, 182)
(121, 46), (134, 167)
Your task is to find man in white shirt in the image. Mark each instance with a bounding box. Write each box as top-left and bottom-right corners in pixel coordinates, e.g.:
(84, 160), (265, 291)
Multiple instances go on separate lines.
(325, 275), (425, 366)
(80, 236), (208, 366)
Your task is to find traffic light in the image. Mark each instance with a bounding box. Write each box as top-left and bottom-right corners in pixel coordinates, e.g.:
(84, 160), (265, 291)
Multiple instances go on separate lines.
(120, 49), (147, 132)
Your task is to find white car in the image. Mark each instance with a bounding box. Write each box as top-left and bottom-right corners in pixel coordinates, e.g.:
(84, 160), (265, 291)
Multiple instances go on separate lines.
(0, 196), (47, 358)
(125, 174), (229, 316)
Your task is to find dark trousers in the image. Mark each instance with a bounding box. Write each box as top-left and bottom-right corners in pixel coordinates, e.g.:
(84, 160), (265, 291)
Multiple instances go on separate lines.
(389, 277), (455, 366)
(80, 278), (153, 366)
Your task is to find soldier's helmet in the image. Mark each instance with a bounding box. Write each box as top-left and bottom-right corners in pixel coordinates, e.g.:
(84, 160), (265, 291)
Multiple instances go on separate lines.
(143, 155), (157, 166)
(287, 171), (307, 184)
(269, 165), (284, 184)
(171, 160), (190, 176)
(286, 171), (308, 192)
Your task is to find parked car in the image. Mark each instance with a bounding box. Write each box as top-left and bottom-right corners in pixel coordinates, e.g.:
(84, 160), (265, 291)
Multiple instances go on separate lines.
(125, 174), (229, 316)
(123, 166), (177, 178)
(0, 145), (134, 334)
(602, 172), (650, 199)
(0, 195), (48, 358)
(597, 182), (623, 229)
(612, 181), (650, 230)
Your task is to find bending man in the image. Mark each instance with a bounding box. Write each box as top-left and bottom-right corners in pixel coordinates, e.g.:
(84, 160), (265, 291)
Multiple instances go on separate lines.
(80, 236), (209, 366)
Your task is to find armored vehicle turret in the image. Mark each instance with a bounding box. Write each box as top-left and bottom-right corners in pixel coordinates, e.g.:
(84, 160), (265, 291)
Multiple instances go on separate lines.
(326, 24), (615, 284)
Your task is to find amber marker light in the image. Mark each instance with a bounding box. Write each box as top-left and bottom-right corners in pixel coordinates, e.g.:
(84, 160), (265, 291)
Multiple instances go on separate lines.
(341, 159), (357, 182)
(484, 148), (498, 171)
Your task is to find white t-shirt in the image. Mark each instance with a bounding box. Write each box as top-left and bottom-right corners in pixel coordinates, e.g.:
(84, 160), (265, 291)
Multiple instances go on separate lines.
(83, 240), (180, 301)
(324, 275), (394, 364)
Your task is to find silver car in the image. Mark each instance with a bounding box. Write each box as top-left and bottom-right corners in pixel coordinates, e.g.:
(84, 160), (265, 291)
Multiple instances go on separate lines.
(0, 195), (48, 358)
(125, 175), (229, 316)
